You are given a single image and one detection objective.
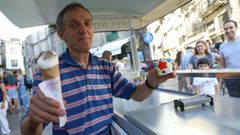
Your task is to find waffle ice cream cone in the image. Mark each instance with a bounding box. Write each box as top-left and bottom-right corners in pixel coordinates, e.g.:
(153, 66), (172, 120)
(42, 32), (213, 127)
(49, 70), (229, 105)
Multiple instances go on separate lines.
(37, 51), (60, 80)
(41, 65), (59, 80)
(37, 51), (67, 127)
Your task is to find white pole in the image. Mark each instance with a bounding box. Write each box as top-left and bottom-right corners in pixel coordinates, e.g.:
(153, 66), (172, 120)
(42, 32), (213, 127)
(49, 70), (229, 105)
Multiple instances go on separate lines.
(128, 19), (139, 71)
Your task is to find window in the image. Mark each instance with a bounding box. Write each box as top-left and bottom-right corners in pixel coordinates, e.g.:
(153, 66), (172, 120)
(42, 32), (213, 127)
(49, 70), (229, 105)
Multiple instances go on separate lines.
(11, 60), (18, 67)
(106, 32), (119, 42)
(10, 48), (16, 54)
(218, 12), (229, 30)
(206, 20), (215, 32)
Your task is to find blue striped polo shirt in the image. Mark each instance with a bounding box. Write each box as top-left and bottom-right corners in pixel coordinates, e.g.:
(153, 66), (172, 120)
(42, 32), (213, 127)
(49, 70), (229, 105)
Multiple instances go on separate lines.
(32, 50), (137, 135)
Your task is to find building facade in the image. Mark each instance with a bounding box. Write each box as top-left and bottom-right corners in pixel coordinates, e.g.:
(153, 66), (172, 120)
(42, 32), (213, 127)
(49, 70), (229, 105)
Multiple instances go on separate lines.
(147, 0), (240, 60)
(0, 37), (24, 74)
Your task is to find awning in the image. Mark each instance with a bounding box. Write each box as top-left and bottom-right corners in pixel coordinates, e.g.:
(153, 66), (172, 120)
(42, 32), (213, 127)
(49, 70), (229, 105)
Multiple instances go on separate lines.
(0, 0), (191, 31)
(94, 37), (129, 57)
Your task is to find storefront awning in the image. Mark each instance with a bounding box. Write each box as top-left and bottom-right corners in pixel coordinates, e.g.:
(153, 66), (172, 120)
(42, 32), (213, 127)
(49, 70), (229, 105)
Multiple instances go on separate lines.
(0, 0), (191, 31)
(94, 37), (129, 57)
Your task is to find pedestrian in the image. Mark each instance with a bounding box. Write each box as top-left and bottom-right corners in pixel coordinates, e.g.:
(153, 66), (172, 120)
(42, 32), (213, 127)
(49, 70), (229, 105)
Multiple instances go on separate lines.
(20, 2), (175, 135)
(180, 46), (194, 93)
(211, 42), (222, 69)
(219, 20), (240, 97)
(4, 71), (19, 114)
(193, 58), (220, 95)
(14, 71), (29, 110)
(0, 74), (11, 135)
(188, 40), (215, 69)
(101, 50), (112, 61)
(174, 51), (183, 70)
(174, 51), (186, 92)
(24, 75), (33, 94)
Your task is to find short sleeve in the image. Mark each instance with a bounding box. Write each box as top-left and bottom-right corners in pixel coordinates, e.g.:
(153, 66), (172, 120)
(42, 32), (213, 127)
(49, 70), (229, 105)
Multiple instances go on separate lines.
(111, 65), (137, 100)
(193, 77), (200, 86)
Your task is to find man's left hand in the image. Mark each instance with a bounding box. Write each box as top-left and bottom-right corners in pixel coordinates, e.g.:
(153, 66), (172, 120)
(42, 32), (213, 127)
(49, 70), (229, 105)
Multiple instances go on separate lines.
(147, 69), (176, 88)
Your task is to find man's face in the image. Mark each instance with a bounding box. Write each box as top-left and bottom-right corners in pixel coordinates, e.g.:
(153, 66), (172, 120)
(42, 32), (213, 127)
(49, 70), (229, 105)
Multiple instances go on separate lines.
(224, 22), (237, 41)
(58, 7), (93, 53)
(197, 64), (209, 70)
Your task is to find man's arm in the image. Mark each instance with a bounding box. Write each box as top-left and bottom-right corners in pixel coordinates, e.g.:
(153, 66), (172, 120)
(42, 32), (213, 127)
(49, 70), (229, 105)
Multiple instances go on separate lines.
(218, 56), (225, 69)
(214, 84), (221, 95)
(131, 69), (175, 101)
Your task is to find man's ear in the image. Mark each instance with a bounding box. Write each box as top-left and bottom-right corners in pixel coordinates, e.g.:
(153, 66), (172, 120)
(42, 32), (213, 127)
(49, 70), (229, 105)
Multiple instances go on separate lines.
(57, 31), (64, 40)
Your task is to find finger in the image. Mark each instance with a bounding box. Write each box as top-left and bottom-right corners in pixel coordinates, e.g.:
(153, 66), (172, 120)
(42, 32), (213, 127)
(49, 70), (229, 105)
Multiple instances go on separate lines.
(32, 92), (65, 116)
(29, 102), (59, 123)
(36, 91), (61, 108)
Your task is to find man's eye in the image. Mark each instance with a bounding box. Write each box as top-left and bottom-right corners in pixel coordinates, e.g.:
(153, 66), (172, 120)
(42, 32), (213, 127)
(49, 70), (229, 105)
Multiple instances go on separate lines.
(85, 22), (92, 27)
(70, 23), (78, 28)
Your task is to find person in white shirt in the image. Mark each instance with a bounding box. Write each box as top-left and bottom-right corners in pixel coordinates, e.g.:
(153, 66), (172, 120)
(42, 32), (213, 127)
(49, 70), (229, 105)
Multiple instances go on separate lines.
(193, 58), (220, 95)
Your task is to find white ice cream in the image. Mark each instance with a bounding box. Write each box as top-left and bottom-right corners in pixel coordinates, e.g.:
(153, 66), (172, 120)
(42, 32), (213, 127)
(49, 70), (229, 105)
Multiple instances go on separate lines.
(37, 51), (59, 70)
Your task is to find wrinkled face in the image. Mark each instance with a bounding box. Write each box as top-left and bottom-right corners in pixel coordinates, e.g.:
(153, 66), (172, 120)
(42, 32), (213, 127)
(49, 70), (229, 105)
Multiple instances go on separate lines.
(58, 7), (93, 54)
(196, 42), (206, 54)
(198, 64), (209, 70)
(224, 22), (237, 41)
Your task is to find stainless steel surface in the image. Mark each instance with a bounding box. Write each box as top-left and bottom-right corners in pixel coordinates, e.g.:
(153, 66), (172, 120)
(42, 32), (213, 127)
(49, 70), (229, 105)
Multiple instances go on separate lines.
(113, 113), (147, 135)
(176, 69), (240, 78)
(125, 96), (240, 135)
(113, 90), (189, 115)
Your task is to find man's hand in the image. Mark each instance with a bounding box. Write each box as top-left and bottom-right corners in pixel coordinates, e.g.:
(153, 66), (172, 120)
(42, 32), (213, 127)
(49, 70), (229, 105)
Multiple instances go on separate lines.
(131, 69), (176, 102)
(147, 69), (176, 87)
(28, 90), (66, 127)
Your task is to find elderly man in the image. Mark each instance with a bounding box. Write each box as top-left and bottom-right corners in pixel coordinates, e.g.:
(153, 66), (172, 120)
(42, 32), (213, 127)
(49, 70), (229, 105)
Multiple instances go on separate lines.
(21, 2), (175, 135)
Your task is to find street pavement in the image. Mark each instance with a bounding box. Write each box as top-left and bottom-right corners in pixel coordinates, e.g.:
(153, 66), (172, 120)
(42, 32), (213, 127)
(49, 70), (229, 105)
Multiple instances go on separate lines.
(6, 108), (52, 135)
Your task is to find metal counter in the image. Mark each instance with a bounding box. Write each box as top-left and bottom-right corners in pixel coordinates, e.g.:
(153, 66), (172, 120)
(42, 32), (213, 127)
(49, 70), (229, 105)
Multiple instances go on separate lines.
(176, 69), (240, 78)
(124, 96), (240, 135)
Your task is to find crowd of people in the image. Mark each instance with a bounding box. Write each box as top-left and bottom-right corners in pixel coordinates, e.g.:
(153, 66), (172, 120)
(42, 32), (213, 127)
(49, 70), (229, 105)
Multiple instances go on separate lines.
(174, 19), (240, 97)
(0, 70), (33, 135)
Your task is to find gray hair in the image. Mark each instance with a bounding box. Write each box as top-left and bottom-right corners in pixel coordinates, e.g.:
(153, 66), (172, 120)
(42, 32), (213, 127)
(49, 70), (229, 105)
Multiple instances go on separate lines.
(56, 2), (92, 32)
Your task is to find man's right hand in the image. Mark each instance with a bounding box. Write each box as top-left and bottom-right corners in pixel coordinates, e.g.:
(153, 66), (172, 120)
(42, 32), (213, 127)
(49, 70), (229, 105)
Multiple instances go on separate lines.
(28, 90), (66, 128)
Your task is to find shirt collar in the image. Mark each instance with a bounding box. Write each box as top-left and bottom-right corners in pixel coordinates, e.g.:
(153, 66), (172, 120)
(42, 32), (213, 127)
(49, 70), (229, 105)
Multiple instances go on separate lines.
(61, 49), (98, 67)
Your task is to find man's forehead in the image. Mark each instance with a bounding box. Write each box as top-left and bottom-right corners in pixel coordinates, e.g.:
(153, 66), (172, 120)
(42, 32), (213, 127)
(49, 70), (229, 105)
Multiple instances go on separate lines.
(224, 22), (235, 27)
(64, 7), (92, 20)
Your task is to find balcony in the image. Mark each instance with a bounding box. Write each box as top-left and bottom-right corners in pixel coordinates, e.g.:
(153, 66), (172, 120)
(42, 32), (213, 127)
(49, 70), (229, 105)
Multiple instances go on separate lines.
(200, 0), (228, 18)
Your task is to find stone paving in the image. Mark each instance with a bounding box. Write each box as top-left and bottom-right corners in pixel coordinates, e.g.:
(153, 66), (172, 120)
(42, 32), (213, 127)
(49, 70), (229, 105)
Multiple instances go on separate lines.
(6, 107), (52, 135)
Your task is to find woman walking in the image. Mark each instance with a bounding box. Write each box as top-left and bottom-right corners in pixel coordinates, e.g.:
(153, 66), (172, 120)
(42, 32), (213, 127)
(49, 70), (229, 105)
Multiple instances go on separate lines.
(0, 74), (11, 135)
(14, 71), (29, 110)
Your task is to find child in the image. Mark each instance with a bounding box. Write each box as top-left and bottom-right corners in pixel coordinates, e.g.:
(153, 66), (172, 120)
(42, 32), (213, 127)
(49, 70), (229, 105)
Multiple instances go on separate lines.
(193, 58), (220, 95)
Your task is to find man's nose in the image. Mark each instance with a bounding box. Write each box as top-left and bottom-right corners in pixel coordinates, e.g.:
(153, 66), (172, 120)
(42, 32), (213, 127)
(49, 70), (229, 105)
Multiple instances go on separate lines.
(78, 24), (87, 33)
(226, 28), (231, 32)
